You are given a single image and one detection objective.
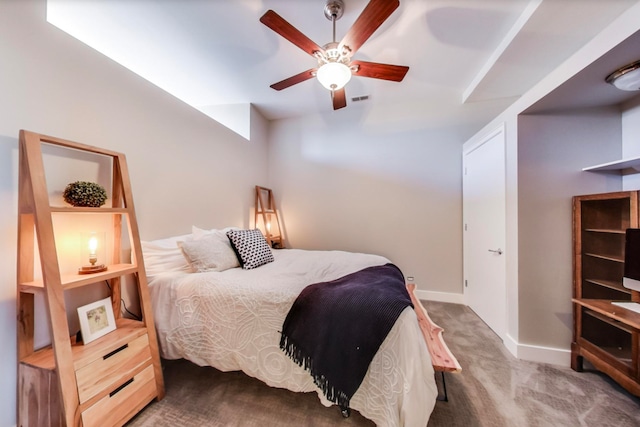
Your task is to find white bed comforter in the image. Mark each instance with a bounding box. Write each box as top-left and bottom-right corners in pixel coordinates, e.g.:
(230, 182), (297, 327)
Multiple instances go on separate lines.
(149, 249), (437, 426)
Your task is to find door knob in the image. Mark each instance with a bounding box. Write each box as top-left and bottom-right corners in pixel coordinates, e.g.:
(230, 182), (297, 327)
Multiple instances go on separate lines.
(488, 248), (503, 255)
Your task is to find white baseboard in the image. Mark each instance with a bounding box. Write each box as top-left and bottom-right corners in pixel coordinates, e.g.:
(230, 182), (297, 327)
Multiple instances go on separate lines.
(516, 342), (571, 367)
(504, 333), (519, 358)
(416, 290), (465, 305)
(504, 333), (571, 367)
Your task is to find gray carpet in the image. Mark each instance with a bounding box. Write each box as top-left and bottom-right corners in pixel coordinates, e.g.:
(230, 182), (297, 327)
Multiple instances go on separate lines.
(127, 302), (640, 426)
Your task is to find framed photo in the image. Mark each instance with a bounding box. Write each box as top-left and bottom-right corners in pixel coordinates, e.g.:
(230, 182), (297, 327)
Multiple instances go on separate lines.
(77, 297), (116, 344)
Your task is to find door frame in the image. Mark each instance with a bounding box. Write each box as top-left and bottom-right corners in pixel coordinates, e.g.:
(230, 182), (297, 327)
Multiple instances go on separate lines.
(462, 123), (507, 340)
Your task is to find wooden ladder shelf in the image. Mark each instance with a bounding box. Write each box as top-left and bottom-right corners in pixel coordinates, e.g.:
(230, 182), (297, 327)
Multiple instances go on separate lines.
(17, 130), (164, 427)
(255, 186), (284, 248)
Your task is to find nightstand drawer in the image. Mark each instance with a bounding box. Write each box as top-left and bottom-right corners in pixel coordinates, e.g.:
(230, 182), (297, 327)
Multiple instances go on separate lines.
(76, 333), (152, 403)
(81, 364), (157, 427)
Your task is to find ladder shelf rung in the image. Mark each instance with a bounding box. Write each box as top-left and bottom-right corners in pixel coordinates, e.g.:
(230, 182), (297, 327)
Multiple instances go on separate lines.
(20, 264), (138, 292)
(50, 207), (129, 213)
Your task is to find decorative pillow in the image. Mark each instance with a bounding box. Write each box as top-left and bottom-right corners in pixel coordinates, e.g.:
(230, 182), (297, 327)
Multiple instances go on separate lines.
(179, 232), (240, 272)
(226, 229), (274, 270)
(141, 233), (193, 278)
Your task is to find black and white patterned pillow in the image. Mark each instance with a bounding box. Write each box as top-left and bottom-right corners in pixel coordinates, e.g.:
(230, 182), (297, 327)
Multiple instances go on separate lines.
(226, 229), (274, 269)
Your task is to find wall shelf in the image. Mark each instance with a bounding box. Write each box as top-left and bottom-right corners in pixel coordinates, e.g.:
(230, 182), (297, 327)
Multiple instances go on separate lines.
(583, 156), (640, 172)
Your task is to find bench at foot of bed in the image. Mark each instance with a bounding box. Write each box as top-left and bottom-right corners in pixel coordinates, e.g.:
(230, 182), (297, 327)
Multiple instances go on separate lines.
(406, 283), (461, 401)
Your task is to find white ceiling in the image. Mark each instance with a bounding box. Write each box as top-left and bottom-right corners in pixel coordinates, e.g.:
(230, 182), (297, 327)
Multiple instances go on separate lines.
(47, 0), (640, 136)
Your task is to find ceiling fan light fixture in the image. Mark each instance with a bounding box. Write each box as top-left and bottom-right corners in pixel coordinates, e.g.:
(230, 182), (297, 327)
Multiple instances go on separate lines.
(606, 60), (640, 91)
(260, 0), (407, 109)
(316, 61), (352, 90)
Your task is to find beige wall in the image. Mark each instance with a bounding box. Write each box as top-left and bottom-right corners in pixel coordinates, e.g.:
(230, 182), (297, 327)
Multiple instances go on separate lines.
(622, 99), (640, 190)
(0, 1), (268, 425)
(3, 2), (639, 426)
(268, 109), (464, 297)
(517, 109), (622, 349)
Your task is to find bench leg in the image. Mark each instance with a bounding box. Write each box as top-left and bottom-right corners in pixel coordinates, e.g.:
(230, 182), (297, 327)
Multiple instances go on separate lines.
(340, 406), (351, 418)
(436, 371), (449, 402)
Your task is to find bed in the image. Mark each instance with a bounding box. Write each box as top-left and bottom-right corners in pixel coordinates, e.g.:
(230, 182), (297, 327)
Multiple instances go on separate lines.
(142, 227), (438, 427)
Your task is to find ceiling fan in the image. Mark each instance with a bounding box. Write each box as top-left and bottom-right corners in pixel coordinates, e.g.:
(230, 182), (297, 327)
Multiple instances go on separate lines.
(260, 0), (409, 110)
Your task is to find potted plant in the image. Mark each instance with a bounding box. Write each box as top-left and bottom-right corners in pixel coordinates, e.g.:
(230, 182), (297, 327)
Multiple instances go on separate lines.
(62, 181), (107, 207)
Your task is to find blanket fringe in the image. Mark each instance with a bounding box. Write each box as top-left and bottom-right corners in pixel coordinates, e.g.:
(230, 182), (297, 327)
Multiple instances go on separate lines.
(280, 334), (351, 409)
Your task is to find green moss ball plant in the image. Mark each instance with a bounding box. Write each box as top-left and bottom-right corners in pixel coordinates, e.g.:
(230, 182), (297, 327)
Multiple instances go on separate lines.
(62, 181), (108, 207)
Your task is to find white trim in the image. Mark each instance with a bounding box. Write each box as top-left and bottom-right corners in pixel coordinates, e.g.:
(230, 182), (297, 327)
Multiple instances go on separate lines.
(416, 289), (465, 305)
(467, 1), (640, 146)
(516, 342), (571, 367)
(504, 333), (519, 358)
(504, 335), (571, 367)
(463, 122), (505, 155)
(462, 0), (542, 103)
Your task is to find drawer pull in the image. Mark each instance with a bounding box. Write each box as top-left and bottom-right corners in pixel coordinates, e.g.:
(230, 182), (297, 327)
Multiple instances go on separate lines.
(109, 378), (134, 397)
(103, 344), (128, 360)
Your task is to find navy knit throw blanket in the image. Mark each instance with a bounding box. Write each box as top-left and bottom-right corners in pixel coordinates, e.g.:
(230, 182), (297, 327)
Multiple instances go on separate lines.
(279, 263), (413, 410)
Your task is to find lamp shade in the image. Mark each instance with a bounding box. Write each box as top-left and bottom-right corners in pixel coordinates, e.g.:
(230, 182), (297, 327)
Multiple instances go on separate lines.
(316, 62), (352, 90)
(606, 60), (640, 91)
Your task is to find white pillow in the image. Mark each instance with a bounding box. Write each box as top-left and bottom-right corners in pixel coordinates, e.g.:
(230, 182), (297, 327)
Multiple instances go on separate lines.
(141, 233), (193, 278)
(179, 232), (240, 272)
(192, 225), (239, 240)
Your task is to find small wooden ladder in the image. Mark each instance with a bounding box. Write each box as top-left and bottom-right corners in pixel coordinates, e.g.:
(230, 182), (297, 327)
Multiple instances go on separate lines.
(255, 186), (284, 248)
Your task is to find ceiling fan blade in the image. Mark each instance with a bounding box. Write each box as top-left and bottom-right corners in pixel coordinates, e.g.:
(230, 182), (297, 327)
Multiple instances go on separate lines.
(260, 10), (324, 57)
(270, 69), (317, 91)
(351, 60), (409, 82)
(332, 88), (347, 110)
(339, 0), (400, 56)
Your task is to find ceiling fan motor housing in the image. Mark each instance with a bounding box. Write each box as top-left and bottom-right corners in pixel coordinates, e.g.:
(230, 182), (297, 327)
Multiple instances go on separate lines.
(318, 41), (351, 66)
(324, 0), (345, 21)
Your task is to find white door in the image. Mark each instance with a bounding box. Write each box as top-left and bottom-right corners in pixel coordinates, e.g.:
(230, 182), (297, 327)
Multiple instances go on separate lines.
(463, 126), (506, 339)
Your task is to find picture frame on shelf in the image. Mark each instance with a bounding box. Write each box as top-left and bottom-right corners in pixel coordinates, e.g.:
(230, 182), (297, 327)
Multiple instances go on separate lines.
(77, 297), (116, 344)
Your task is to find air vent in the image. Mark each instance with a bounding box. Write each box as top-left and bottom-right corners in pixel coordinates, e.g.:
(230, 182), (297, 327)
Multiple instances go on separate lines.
(351, 95), (370, 102)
